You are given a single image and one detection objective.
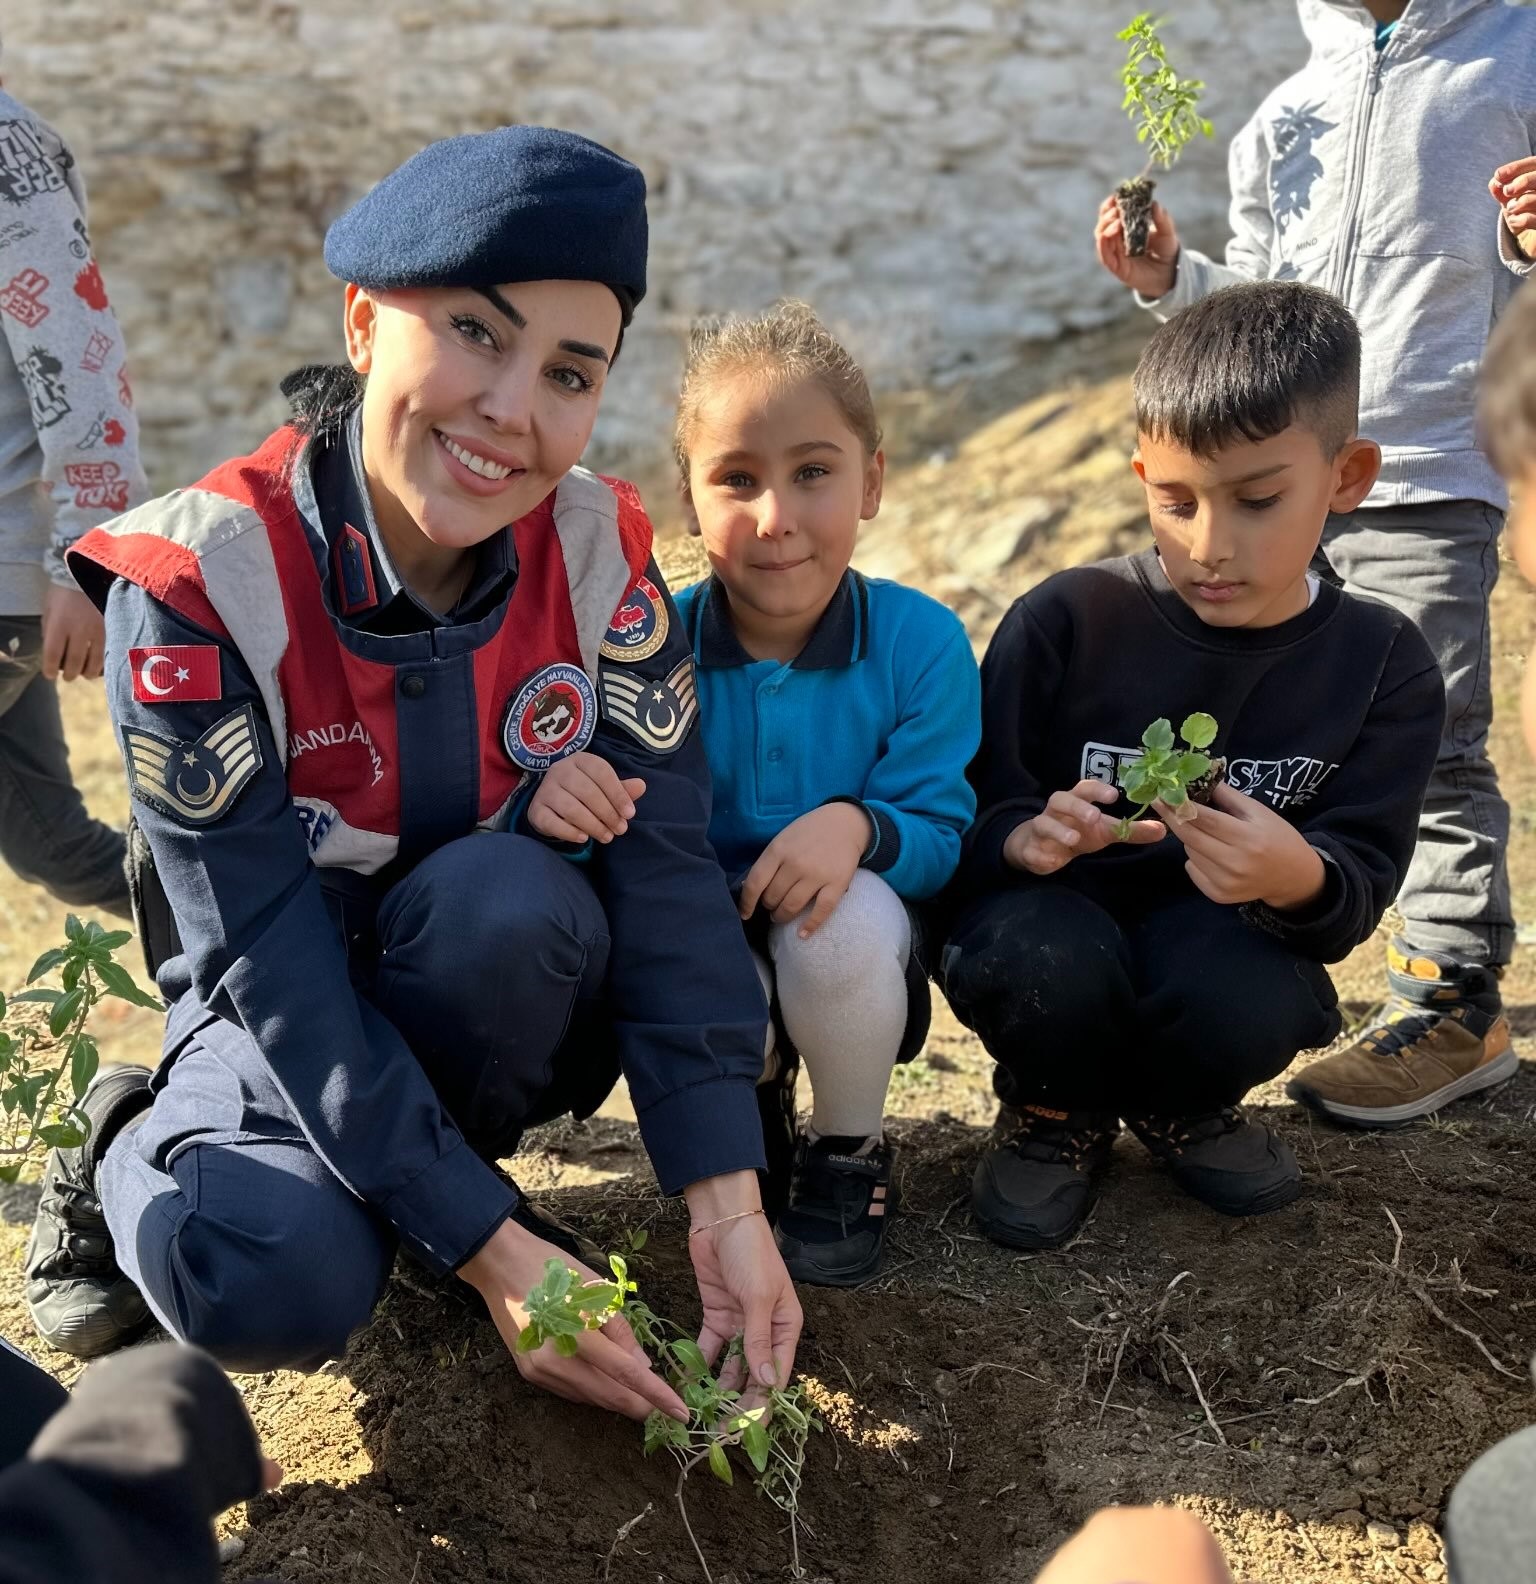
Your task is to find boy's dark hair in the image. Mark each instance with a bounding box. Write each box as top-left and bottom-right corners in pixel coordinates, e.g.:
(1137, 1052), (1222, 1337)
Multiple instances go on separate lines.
(1478, 282), (1536, 480)
(1134, 281), (1361, 459)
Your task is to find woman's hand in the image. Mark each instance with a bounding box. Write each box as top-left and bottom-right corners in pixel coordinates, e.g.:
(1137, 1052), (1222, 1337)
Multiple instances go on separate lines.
(459, 1217), (688, 1423)
(684, 1171), (802, 1404)
(527, 751), (646, 845)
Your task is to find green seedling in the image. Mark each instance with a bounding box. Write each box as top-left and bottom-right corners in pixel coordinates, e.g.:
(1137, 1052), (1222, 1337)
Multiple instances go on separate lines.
(1114, 712), (1220, 840)
(1114, 13), (1214, 255)
(521, 1253), (818, 1582)
(0, 916), (162, 1182)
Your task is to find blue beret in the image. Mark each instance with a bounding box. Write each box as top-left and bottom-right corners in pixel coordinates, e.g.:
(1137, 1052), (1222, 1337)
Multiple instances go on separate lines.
(324, 126), (647, 313)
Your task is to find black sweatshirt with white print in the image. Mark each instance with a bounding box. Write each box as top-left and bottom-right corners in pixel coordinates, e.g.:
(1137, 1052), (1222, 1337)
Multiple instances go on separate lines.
(958, 547), (1444, 964)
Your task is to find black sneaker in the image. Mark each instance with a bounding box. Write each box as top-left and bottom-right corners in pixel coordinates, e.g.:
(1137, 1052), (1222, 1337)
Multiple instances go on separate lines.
(971, 1106), (1120, 1249)
(1125, 1107), (1301, 1216)
(25, 1065), (155, 1358)
(756, 1047), (800, 1226)
(775, 1132), (897, 1287)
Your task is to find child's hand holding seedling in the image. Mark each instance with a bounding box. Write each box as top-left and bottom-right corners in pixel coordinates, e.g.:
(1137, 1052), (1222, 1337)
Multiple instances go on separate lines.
(1094, 191), (1181, 297)
(527, 751), (646, 845)
(1003, 780), (1167, 875)
(1490, 154), (1536, 262)
(737, 802), (872, 937)
(1162, 780), (1327, 911)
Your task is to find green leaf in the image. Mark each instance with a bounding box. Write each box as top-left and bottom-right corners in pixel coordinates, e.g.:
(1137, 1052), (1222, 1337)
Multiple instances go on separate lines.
(64, 915), (84, 945)
(93, 929), (133, 952)
(707, 1442), (733, 1486)
(12, 989), (63, 1007)
(48, 988), (85, 1039)
(1162, 784), (1188, 808)
(553, 1332), (580, 1358)
(1180, 712), (1218, 750)
(25, 949), (70, 985)
(742, 1418), (771, 1474)
(61, 958), (82, 994)
(0, 1162), (20, 1184)
(1174, 752), (1211, 783)
(37, 1122), (85, 1149)
(670, 1338), (709, 1378)
(70, 1035), (99, 1099)
(629, 1227), (648, 1252)
(1140, 718), (1174, 752)
(94, 959), (162, 1012)
(516, 1324), (543, 1354)
(608, 1252), (628, 1286)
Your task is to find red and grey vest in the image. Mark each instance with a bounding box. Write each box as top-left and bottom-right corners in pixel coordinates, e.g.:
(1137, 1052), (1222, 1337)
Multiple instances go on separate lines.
(70, 425), (652, 876)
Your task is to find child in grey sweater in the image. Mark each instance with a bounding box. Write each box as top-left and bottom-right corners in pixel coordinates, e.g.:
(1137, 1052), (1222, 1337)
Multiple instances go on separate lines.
(0, 71), (147, 914)
(1094, 0), (1534, 1135)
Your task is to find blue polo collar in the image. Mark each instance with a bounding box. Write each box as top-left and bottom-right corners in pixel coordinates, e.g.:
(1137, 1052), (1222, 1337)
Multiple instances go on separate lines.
(688, 569), (871, 670)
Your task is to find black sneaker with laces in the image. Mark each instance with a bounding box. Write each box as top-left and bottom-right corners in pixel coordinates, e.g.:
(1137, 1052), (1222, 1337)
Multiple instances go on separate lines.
(1125, 1106), (1301, 1216)
(971, 1106), (1120, 1249)
(774, 1131), (897, 1287)
(25, 1065), (155, 1358)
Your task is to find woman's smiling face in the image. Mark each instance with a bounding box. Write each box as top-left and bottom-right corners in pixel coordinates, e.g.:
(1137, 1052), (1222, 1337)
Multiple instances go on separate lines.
(345, 278), (622, 551)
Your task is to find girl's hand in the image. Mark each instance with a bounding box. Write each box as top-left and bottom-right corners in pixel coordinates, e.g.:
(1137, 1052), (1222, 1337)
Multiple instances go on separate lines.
(1158, 780), (1325, 910)
(1093, 193), (1180, 297)
(684, 1172), (801, 1408)
(737, 802), (871, 937)
(527, 751), (646, 844)
(1003, 779), (1166, 875)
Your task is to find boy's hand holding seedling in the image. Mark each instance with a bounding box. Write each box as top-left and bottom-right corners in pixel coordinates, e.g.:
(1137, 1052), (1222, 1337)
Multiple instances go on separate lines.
(1095, 192), (1181, 298)
(1163, 779), (1326, 911)
(1003, 780), (1167, 875)
(527, 750), (647, 845)
(737, 801), (872, 937)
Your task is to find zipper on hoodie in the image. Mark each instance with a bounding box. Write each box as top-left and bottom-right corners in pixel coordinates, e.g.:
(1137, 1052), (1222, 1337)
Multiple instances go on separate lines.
(1329, 42), (1388, 303)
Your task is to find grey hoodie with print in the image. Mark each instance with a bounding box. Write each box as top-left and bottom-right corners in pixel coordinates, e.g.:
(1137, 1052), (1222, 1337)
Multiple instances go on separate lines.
(0, 91), (147, 615)
(1142, 0), (1536, 511)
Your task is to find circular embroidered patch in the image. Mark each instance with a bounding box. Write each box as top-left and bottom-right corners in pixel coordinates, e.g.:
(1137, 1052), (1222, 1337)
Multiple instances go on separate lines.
(599, 575), (669, 663)
(501, 663), (597, 772)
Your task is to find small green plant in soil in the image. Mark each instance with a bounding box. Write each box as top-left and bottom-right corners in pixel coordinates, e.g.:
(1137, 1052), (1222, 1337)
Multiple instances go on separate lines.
(1114, 12), (1214, 255)
(0, 915), (161, 1183)
(520, 1239), (818, 1582)
(1114, 712), (1223, 840)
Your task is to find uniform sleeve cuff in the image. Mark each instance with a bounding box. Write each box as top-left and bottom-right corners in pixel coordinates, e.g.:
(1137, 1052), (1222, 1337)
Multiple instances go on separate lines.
(1239, 848), (1349, 957)
(381, 1139), (517, 1277)
(635, 1077), (766, 1195)
(821, 795), (899, 875)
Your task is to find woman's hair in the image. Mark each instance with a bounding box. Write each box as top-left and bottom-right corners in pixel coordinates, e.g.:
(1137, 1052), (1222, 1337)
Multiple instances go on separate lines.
(673, 299), (881, 480)
(280, 363), (365, 440)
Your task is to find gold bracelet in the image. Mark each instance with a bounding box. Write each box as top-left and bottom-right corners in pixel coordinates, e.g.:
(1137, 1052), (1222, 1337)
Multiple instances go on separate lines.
(687, 1208), (765, 1239)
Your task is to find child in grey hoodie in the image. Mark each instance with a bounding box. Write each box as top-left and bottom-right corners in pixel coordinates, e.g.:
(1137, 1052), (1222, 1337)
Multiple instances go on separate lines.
(0, 67), (147, 915)
(1093, 0), (1532, 1133)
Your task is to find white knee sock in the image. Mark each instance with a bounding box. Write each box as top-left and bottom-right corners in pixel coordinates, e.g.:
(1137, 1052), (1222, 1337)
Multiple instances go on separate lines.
(768, 870), (912, 1139)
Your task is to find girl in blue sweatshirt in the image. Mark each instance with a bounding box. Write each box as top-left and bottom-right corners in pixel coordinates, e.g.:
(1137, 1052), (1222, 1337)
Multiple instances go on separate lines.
(672, 302), (979, 1284)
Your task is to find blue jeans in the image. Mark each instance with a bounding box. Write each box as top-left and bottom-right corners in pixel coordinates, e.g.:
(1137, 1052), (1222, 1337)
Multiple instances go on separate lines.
(100, 835), (616, 1373)
(0, 615), (130, 917)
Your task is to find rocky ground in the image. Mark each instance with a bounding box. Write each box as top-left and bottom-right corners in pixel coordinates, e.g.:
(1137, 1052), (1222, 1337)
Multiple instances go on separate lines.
(3, 316), (1534, 1583)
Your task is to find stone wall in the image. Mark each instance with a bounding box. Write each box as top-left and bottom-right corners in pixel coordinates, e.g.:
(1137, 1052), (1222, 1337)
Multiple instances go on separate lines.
(8, 0), (1306, 490)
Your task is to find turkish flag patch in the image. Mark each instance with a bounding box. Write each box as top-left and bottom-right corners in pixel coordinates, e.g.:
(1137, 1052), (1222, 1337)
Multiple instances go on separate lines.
(129, 645), (222, 704)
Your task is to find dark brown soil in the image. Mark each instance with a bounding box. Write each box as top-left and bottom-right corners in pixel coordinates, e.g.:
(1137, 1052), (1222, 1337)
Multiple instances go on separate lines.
(1115, 177), (1157, 257)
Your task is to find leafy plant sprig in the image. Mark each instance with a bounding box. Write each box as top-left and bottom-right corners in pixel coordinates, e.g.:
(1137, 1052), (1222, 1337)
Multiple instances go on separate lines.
(0, 916), (161, 1183)
(520, 1246), (819, 1581)
(1114, 712), (1218, 840)
(1118, 13), (1214, 176)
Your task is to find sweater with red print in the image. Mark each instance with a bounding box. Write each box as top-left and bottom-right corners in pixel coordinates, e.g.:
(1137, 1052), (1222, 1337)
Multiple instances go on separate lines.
(0, 91), (146, 613)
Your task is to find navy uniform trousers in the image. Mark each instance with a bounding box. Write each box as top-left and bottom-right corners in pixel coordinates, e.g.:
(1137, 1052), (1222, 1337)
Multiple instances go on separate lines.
(101, 834), (616, 1374)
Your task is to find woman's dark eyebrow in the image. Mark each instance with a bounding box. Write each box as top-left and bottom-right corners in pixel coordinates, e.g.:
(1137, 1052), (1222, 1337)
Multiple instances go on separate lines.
(473, 286), (611, 366)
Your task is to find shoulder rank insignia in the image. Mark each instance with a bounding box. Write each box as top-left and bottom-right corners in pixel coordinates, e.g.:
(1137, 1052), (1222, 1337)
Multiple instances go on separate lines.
(599, 657), (698, 754)
(122, 704), (264, 825)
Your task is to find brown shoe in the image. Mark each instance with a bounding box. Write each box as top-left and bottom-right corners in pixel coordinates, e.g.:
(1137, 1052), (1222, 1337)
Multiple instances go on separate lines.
(1286, 938), (1515, 1128)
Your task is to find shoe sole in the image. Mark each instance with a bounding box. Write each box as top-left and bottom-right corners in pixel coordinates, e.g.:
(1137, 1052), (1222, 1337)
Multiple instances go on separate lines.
(1175, 1171), (1304, 1219)
(1286, 1045), (1520, 1130)
(969, 1188), (1096, 1251)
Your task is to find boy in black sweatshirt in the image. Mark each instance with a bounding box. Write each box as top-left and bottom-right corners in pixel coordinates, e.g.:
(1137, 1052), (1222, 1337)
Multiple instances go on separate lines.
(939, 282), (1444, 1249)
